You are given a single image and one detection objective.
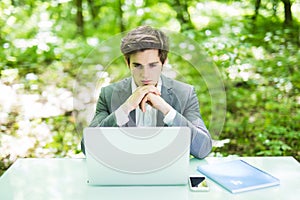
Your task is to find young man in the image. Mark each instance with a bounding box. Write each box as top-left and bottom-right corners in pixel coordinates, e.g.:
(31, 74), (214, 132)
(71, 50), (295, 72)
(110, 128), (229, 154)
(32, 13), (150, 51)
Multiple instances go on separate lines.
(82, 26), (212, 159)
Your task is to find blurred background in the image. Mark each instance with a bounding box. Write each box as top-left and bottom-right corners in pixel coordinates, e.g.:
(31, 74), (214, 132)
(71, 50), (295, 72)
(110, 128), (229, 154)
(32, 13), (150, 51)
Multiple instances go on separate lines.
(0, 0), (299, 176)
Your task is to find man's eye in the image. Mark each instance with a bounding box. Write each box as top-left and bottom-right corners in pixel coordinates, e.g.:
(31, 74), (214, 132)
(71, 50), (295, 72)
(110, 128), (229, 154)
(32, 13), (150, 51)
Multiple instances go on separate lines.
(134, 64), (142, 68)
(149, 64), (158, 68)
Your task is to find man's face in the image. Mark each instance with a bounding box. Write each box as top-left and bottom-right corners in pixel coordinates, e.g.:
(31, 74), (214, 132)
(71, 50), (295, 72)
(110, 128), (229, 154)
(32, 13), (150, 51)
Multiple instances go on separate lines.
(129, 49), (163, 87)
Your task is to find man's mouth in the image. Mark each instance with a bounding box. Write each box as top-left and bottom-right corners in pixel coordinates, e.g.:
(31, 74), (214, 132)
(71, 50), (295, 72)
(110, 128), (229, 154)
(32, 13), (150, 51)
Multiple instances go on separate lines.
(141, 80), (151, 85)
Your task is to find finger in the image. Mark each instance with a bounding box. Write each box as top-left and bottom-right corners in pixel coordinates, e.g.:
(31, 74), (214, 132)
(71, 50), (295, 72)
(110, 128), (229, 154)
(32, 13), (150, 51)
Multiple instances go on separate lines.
(142, 85), (161, 95)
(152, 90), (161, 95)
(140, 95), (148, 112)
(134, 86), (160, 107)
(149, 85), (161, 95)
(138, 96), (144, 110)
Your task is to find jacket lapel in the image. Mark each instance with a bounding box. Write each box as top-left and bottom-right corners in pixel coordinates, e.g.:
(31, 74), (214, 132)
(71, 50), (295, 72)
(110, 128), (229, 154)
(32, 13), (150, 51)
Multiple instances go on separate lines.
(157, 75), (174, 126)
(115, 77), (136, 126)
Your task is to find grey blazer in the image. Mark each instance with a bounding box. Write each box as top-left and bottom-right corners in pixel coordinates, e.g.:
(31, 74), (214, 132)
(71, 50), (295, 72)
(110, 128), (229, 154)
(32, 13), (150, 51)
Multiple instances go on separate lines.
(83, 75), (212, 159)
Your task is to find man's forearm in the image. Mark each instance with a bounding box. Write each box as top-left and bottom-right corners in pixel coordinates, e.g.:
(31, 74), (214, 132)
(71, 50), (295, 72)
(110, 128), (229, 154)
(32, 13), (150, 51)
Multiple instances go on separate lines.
(172, 113), (212, 159)
(89, 112), (118, 127)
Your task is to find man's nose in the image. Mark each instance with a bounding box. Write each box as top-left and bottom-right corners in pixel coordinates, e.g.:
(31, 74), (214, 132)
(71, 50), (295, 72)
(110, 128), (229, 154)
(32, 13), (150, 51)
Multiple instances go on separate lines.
(142, 66), (150, 78)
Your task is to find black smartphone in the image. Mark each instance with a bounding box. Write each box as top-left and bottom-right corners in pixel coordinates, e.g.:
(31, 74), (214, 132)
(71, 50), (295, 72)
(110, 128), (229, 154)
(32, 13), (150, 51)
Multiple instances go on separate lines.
(189, 175), (209, 191)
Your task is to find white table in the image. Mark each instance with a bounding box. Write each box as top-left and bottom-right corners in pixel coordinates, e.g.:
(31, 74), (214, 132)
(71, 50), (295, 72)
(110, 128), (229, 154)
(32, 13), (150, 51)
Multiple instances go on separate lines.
(0, 157), (299, 200)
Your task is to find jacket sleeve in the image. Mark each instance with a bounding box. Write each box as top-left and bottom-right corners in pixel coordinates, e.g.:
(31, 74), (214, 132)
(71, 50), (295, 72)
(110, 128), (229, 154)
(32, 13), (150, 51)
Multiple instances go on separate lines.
(81, 87), (118, 154)
(171, 86), (212, 159)
(89, 87), (118, 127)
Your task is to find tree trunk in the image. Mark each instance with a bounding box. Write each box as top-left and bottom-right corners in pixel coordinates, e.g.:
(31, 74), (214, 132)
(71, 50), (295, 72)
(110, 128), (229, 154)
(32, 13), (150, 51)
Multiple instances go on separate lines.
(87, 0), (101, 28)
(281, 0), (293, 25)
(252, 0), (261, 20)
(75, 0), (84, 35)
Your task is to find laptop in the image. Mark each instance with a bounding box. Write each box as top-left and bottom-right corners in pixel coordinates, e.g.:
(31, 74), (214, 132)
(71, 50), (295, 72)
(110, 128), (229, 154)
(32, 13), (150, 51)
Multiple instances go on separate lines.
(83, 127), (191, 186)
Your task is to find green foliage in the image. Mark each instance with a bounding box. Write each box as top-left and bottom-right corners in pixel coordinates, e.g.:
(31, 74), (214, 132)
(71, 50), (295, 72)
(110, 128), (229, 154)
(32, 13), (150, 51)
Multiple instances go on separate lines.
(0, 0), (300, 176)
(200, 1), (300, 159)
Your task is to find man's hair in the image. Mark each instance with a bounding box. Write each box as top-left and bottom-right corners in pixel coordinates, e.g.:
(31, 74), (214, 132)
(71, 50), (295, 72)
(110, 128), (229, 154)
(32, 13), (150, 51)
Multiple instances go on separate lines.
(120, 26), (169, 65)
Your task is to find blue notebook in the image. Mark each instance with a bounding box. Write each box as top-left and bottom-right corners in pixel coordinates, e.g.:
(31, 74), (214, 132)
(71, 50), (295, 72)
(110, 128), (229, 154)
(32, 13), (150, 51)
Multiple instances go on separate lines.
(197, 159), (280, 193)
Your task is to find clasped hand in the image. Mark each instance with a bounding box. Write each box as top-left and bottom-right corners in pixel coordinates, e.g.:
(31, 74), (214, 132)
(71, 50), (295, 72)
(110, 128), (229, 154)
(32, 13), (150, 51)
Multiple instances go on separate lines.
(121, 85), (171, 116)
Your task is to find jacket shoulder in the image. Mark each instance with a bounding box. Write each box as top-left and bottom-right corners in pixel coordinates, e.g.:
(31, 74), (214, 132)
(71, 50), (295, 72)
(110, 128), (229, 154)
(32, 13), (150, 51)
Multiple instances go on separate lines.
(101, 77), (131, 91)
(162, 75), (193, 91)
